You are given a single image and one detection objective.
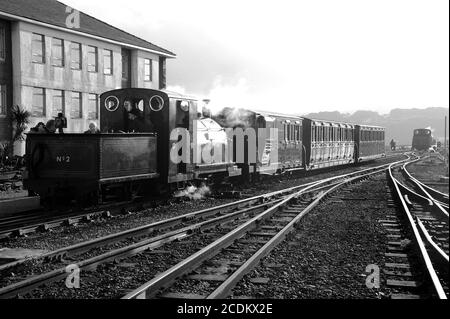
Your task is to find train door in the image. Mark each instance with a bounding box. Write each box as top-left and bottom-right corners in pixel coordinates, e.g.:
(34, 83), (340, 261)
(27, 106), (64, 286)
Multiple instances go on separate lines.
(279, 120), (287, 169)
(294, 121), (302, 167)
(257, 116), (277, 173)
(175, 100), (190, 175)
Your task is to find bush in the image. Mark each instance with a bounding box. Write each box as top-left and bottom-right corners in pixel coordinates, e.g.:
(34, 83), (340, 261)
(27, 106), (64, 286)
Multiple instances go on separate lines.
(9, 105), (31, 142)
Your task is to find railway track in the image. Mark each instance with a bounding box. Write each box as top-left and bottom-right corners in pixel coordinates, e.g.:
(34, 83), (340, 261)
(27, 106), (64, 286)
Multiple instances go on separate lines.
(387, 159), (449, 299)
(121, 158), (409, 299)
(0, 158), (409, 299)
(0, 200), (151, 240)
(402, 158), (449, 211)
(0, 154), (404, 241)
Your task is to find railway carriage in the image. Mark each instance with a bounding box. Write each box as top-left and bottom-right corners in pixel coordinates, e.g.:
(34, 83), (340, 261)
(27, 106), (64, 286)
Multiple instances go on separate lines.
(355, 125), (386, 161)
(257, 111), (303, 174)
(214, 109), (304, 177)
(302, 118), (355, 170)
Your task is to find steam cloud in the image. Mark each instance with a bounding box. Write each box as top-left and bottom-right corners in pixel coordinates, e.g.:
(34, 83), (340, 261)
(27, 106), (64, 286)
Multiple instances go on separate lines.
(212, 107), (254, 128)
(174, 184), (211, 200)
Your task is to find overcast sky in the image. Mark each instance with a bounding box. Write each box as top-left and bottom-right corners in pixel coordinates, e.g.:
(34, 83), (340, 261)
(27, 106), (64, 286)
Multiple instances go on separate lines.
(63, 0), (449, 115)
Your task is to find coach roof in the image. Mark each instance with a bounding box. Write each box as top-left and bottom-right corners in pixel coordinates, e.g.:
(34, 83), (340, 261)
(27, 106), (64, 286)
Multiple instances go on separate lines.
(0, 0), (176, 57)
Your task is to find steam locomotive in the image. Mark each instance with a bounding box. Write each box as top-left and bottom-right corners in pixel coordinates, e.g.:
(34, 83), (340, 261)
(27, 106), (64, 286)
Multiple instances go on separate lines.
(411, 128), (434, 151)
(24, 88), (386, 204)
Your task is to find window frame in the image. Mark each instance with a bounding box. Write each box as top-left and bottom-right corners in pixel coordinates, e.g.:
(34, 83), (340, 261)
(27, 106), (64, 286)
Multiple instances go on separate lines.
(52, 89), (65, 118)
(144, 58), (152, 82)
(70, 42), (82, 70)
(32, 33), (45, 64)
(51, 38), (64, 67)
(87, 46), (98, 73)
(70, 91), (82, 119)
(103, 49), (113, 75)
(88, 93), (99, 120)
(32, 87), (46, 117)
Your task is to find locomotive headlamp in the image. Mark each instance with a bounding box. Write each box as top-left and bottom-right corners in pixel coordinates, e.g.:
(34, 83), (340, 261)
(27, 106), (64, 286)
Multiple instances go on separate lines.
(104, 96), (119, 112)
(180, 101), (190, 112)
(149, 95), (164, 112)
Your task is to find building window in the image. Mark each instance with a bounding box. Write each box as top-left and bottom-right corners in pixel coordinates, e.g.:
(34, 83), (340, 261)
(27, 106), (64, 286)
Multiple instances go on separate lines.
(51, 38), (64, 67)
(32, 33), (45, 63)
(88, 93), (98, 120)
(52, 90), (64, 118)
(87, 46), (98, 72)
(144, 59), (152, 81)
(103, 49), (113, 75)
(70, 42), (82, 70)
(32, 87), (45, 117)
(71, 91), (82, 119)
(0, 84), (6, 115)
(0, 26), (5, 62)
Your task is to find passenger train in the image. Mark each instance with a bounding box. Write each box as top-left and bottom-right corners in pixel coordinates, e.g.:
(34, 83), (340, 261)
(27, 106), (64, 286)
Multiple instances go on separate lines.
(24, 88), (386, 204)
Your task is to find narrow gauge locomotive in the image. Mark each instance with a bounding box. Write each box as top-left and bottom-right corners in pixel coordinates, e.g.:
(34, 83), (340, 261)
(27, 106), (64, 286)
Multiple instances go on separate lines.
(24, 88), (386, 204)
(411, 128), (433, 151)
(24, 89), (240, 204)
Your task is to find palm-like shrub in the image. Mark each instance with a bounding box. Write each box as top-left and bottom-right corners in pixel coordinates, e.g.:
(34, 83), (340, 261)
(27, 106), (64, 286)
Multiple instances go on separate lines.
(9, 105), (31, 142)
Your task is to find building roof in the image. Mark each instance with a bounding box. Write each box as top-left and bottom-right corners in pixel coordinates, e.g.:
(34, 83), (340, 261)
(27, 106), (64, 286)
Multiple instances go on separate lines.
(0, 0), (175, 57)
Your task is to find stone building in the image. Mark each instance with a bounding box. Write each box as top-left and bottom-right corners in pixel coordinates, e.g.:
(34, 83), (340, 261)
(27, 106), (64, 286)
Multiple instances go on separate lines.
(0, 0), (175, 154)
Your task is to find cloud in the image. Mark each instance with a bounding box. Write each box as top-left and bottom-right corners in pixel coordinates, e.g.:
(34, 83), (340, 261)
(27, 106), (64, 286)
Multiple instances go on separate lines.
(62, 0), (449, 114)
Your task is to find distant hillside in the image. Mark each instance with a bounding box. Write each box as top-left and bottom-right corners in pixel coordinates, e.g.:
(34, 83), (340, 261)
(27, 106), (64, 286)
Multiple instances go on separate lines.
(303, 107), (449, 145)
